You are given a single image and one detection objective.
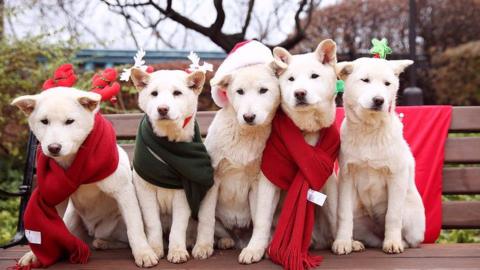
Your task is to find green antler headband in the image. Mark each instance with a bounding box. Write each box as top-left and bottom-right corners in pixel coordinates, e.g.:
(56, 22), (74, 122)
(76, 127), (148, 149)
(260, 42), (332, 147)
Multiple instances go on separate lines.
(370, 38), (392, 59)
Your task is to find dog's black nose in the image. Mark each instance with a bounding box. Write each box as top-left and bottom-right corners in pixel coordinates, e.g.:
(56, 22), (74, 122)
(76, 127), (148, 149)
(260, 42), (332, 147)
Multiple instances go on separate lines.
(157, 106), (169, 116)
(48, 143), (62, 155)
(294, 90), (307, 100)
(372, 96), (384, 107)
(243, 113), (256, 124)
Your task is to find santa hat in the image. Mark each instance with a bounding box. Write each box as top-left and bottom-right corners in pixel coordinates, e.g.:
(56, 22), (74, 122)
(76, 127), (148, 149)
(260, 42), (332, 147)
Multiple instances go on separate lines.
(210, 40), (275, 108)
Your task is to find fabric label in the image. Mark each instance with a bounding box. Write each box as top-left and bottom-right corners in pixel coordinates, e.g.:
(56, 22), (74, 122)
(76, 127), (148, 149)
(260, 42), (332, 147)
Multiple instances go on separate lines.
(307, 189), (327, 206)
(25, 230), (41, 244)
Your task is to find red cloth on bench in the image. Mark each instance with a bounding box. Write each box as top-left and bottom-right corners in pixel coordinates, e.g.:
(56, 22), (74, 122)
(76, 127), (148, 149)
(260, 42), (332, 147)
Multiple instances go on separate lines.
(335, 106), (452, 243)
(23, 113), (119, 268)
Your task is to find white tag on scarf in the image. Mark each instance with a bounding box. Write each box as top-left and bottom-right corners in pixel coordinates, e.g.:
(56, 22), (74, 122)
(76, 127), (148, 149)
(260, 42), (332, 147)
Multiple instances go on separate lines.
(307, 189), (327, 206)
(25, 230), (42, 244)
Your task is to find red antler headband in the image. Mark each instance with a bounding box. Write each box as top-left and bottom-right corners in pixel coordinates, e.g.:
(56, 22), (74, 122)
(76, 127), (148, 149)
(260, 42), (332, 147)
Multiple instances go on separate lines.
(91, 68), (121, 103)
(42, 64), (121, 103)
(42, 64), (77, 90)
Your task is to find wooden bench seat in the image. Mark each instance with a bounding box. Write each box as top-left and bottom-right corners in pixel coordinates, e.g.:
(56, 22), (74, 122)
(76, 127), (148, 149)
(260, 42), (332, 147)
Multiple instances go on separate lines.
(1, 244), (480, 269)
(1, 106), (479, 269)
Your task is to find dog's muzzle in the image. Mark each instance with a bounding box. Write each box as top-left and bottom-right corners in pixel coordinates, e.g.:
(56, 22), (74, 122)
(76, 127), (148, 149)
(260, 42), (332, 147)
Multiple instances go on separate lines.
(370, 96), (385, 111)
(294, 90), (309, 106)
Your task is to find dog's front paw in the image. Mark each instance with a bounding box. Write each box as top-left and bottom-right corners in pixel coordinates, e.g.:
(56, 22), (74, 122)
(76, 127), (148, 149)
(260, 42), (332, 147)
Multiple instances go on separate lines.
(18, 251), (37, 266)
(332, 239), (353, 255)
(352, 240), (366, 252)
(217, 237), (235, 249)
(383, 239), (404, 254)
(192, 243), (214, 259)
(239, 247), (265, 264)
(151, 245), (164, 259)
(167, 248), (189, 263)
(133, 247), (159, 268)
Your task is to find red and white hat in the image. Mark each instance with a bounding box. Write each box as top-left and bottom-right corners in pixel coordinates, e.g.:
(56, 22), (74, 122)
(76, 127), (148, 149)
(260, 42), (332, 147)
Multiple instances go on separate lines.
(210, 40), (275, 108)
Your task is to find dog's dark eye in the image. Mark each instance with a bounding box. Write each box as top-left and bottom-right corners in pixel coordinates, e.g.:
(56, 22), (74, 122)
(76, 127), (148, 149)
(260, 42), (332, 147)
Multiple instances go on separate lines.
(151, 91), (158, 97)
(385, 81), (391, 86)
(173, 90), (182, 96)
(40, 119), (49, 125)
(288, 76), (295, 81)
(311, 73), (319, 79)
(361, 78), (370, 83)
(236, 89), (244, 95)
(259, 88), (268, 94)
(65, 119), (75, 125)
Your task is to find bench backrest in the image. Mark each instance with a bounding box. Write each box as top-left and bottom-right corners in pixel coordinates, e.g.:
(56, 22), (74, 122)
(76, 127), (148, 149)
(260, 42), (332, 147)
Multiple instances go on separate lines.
(105, 106), (480, 230)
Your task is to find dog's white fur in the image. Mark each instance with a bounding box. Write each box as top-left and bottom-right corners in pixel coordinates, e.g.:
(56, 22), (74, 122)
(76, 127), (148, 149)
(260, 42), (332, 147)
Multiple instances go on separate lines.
(12, 87), (158, 267)
(239, 39), (341, 264)
(130, 68), (212, 263)
(332, 57), (425, 255)
(196, 61), (283, 261)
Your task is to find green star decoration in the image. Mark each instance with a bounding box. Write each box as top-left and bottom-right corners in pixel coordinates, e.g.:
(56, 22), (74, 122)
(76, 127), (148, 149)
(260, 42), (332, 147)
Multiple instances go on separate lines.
(336, 80), (344, 94)
(370, 38), (392, 59)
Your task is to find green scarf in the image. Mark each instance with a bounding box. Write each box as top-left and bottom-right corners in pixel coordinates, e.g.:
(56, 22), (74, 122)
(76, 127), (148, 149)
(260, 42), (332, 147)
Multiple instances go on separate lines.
(132, 116), (214, 219)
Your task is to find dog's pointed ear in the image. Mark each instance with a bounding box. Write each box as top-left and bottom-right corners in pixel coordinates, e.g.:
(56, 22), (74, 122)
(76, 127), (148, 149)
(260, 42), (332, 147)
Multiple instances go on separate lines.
(131, 68), (150, 91)
(11, 95), (38, 115)
(186, 70), (206, 94)
(315, 39), (337, 65)
(210, 74), (231, 108)
(78, 92), (101, 112)
(270, 59), (288, 76)
(336, 61), (354, 81)
(389, 60), (414, 76)
(273, 47), (292, 67)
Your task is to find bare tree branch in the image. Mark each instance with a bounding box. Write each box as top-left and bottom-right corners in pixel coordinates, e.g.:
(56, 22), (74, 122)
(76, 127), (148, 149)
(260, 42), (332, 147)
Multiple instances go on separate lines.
(115, 0), (139, 49)
(99, 0), (319, 52)
(272, 0), (319, 49)
(241, 0), (255, 35)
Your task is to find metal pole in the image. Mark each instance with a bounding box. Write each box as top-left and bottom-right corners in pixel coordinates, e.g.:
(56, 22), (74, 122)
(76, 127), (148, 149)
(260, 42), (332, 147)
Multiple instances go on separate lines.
(403, 0), (424, 105)
(409, 0), (417, 86)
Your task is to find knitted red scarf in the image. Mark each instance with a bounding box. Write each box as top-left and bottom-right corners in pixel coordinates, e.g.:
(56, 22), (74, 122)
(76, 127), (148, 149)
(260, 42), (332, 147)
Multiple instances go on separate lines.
(22, 113), (119, 268)
(261, 110), (340, 270)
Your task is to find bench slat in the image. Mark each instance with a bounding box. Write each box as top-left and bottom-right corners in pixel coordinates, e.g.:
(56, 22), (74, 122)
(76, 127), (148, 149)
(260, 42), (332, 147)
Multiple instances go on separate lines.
(442, 201), (480, 229)
(443, 167), (480, 194)
(2, 245), (480, 269)
(444, 137), (480, 163)
(107, 107), (480, 138)
(450, 106), (480, 132)
(121, 144), (480, 194)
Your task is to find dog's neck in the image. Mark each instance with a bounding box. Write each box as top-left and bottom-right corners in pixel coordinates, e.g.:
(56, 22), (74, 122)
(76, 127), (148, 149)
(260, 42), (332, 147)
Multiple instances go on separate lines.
(151, 115), (196, 142)
(212, 106), (273, 166)
(281, 102), (336, 133)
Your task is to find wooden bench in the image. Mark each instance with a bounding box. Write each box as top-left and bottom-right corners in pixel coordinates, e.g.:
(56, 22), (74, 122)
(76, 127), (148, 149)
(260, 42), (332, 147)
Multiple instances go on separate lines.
(1, 106), (480, 269)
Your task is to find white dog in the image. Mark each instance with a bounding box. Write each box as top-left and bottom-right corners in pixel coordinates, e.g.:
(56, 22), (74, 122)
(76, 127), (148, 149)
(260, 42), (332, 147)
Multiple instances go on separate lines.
(12, 87), (158, 267)
(192, 41), (284, 261)
(130, 67), (216, 263)
(240, 39), (340, 264)
(332, 57), (425, 255)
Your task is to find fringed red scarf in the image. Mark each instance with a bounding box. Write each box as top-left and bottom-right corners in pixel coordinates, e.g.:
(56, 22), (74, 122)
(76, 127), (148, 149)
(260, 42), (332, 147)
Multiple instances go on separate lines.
(261, 110), (340, 270)
(22, 113), (119, 268)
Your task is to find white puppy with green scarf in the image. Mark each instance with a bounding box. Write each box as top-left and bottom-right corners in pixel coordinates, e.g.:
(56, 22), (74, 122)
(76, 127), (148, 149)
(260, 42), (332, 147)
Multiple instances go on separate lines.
(122, 52), (215, 264)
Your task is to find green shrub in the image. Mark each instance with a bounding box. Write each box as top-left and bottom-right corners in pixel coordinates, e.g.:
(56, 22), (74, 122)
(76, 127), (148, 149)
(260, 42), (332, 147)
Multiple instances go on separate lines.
(430, 41), (480, 106)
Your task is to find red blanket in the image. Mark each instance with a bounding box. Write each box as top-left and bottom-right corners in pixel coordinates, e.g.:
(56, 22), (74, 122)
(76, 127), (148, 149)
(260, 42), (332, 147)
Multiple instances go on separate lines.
(23, 113), (119, 268)
(261, 110), (340, 270)
(335, 106), (452, 243)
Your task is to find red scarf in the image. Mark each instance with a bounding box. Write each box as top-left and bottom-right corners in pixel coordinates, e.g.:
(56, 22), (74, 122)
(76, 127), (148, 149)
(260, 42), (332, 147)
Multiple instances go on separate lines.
(261, 110), (340, 270)
(22, 113), (119, 268)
